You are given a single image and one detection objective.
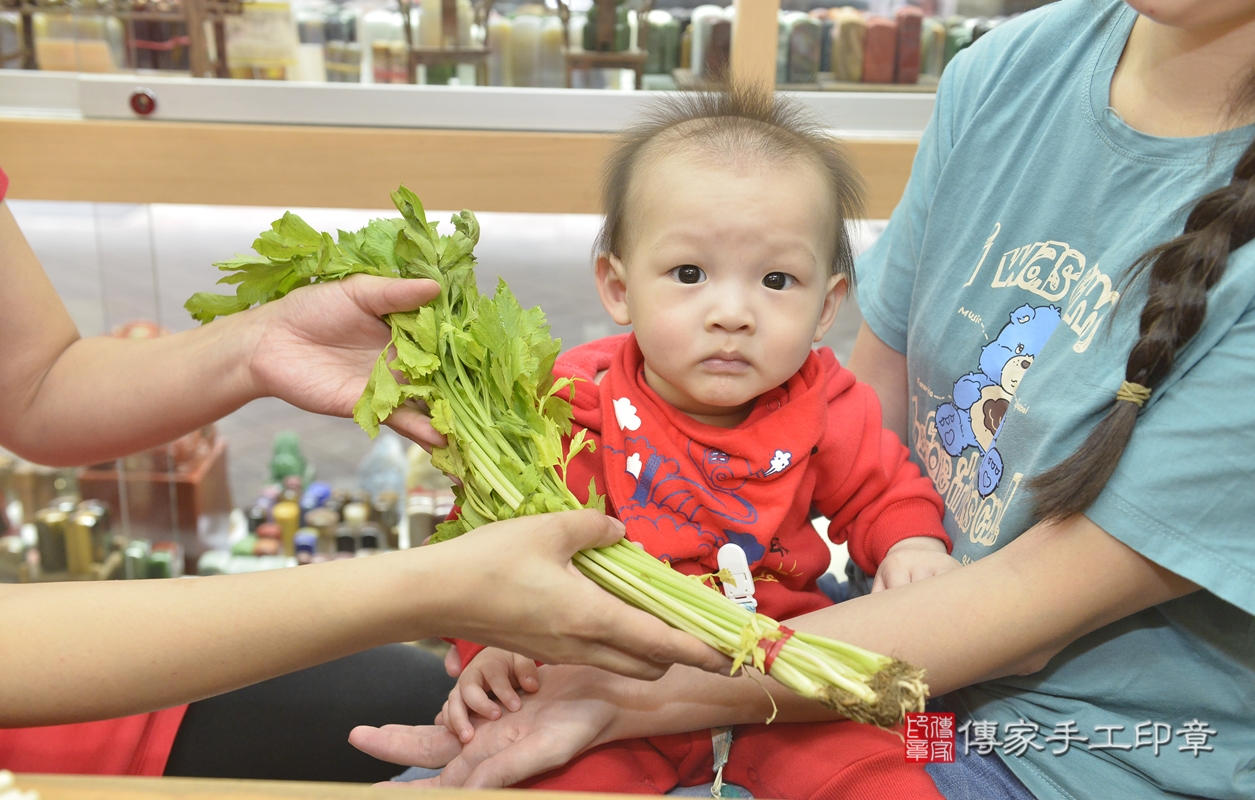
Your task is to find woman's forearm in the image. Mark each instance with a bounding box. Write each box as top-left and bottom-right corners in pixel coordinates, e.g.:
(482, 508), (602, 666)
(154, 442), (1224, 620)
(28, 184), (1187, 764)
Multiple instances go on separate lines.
(0, 201), (266, 465)
(0, 201), (429, 465)
(602, 514), (1197, 743)
(0, 510), (725, 728)
(4, 316), (263, 466)
(0, 548), (435, 726)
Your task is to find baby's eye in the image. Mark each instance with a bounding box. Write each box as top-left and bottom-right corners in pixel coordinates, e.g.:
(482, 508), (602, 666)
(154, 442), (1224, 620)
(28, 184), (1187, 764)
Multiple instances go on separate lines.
(671, 265), (706, 284)
(762, 272), (796, 290)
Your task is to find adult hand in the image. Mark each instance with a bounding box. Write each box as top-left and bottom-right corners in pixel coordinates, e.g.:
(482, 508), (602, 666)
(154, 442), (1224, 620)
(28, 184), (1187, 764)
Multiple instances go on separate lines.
(423, 509), (726, 679)
(245, 274), (446, 448)
(350, 664), (622, 789)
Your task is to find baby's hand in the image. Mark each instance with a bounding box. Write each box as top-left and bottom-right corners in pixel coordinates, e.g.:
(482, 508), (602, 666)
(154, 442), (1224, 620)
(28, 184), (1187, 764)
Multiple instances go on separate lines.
(441, 647), (540, 742)
(871, 536), (960, 592)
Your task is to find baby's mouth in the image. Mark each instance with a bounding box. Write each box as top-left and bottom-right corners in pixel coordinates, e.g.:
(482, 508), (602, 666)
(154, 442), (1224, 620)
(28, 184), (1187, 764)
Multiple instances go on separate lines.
(701, 352), (751, 375)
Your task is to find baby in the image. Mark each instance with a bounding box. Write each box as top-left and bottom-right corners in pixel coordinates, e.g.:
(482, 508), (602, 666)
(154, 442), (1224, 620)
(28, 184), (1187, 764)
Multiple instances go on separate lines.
(445, 88), (958, 799)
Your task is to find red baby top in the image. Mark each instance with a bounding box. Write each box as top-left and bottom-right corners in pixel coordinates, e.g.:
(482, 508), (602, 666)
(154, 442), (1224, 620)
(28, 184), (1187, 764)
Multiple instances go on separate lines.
(0, 709), (187, 776)
(455, 334), (947, 670)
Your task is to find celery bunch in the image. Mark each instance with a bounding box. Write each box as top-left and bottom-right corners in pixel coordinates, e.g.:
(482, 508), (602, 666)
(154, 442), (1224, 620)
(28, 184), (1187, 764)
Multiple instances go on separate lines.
(186, 187), (926, 728)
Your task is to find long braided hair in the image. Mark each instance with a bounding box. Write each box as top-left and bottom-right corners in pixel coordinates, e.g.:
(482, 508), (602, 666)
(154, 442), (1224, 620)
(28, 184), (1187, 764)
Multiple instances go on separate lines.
(1030, 80), (1255, 523)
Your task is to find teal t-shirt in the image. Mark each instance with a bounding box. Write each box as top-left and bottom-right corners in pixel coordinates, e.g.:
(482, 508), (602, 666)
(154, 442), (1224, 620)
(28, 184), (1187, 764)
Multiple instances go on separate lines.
(856, 2), (1255, 798)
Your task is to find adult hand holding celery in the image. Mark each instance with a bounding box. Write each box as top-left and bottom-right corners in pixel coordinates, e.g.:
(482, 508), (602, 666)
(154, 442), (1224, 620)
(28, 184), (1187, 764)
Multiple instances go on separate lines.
(186, 187), (927, 728)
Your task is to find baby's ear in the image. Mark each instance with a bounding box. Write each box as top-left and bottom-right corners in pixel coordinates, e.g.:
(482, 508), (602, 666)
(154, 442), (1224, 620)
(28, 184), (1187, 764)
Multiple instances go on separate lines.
(595, 254), (632, 326)
(813, 274), (848, 343)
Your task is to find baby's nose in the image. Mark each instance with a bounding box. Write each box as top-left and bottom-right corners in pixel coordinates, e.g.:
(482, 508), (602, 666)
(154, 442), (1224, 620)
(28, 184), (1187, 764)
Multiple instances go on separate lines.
(707, 292), (754, 332)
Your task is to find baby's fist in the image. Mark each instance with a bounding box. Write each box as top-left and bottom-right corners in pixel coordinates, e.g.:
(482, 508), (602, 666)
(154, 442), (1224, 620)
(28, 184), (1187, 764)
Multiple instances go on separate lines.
(872, 537), (960, 592)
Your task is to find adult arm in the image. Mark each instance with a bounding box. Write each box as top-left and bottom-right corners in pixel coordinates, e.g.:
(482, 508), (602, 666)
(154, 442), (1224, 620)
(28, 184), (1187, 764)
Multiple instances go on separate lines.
(353, 510), (1197, 788)
(0, 201), (442, 464)
(0, 510), (725, 727)
(845, 322), (908, 443)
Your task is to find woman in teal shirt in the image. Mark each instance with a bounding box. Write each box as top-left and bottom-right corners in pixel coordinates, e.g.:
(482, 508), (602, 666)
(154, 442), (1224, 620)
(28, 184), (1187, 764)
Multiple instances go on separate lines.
(353, 1), (1255, 798)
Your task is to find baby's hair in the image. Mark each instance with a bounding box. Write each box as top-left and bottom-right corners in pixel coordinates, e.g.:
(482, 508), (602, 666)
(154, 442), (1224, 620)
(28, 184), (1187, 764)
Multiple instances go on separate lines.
(596, 84), (866, 279)
(1030, 75), (1255, 522)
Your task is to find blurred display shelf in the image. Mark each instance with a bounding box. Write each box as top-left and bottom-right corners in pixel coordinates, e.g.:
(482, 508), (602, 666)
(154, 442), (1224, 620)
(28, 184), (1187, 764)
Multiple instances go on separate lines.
(673, 68), (941, 94)
(0, 70), (935, 132)
(0, 71), (927, 215)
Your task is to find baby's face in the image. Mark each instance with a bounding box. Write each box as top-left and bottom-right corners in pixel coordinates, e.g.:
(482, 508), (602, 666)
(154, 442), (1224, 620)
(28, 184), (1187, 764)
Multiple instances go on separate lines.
(596, 151), (844, 427)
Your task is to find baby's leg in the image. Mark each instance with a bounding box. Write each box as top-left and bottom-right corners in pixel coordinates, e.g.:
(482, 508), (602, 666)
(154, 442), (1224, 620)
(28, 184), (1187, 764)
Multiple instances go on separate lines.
(723, 721), (943, 800)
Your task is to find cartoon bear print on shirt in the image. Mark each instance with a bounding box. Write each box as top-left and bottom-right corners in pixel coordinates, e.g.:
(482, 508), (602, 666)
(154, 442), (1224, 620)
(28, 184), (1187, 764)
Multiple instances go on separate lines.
(935, 303), (1061, 498)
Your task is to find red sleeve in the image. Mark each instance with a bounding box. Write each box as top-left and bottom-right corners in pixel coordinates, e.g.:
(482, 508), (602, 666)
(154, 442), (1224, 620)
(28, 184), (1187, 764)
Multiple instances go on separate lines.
(0, 168), (9, 202)
(812, 355), (948, 576)
(449, 639), (488, 673)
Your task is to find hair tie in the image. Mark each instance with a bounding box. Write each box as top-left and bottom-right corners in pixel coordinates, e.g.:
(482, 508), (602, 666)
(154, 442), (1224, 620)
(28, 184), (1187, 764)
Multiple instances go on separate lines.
(1116, 380), (1152, 407)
